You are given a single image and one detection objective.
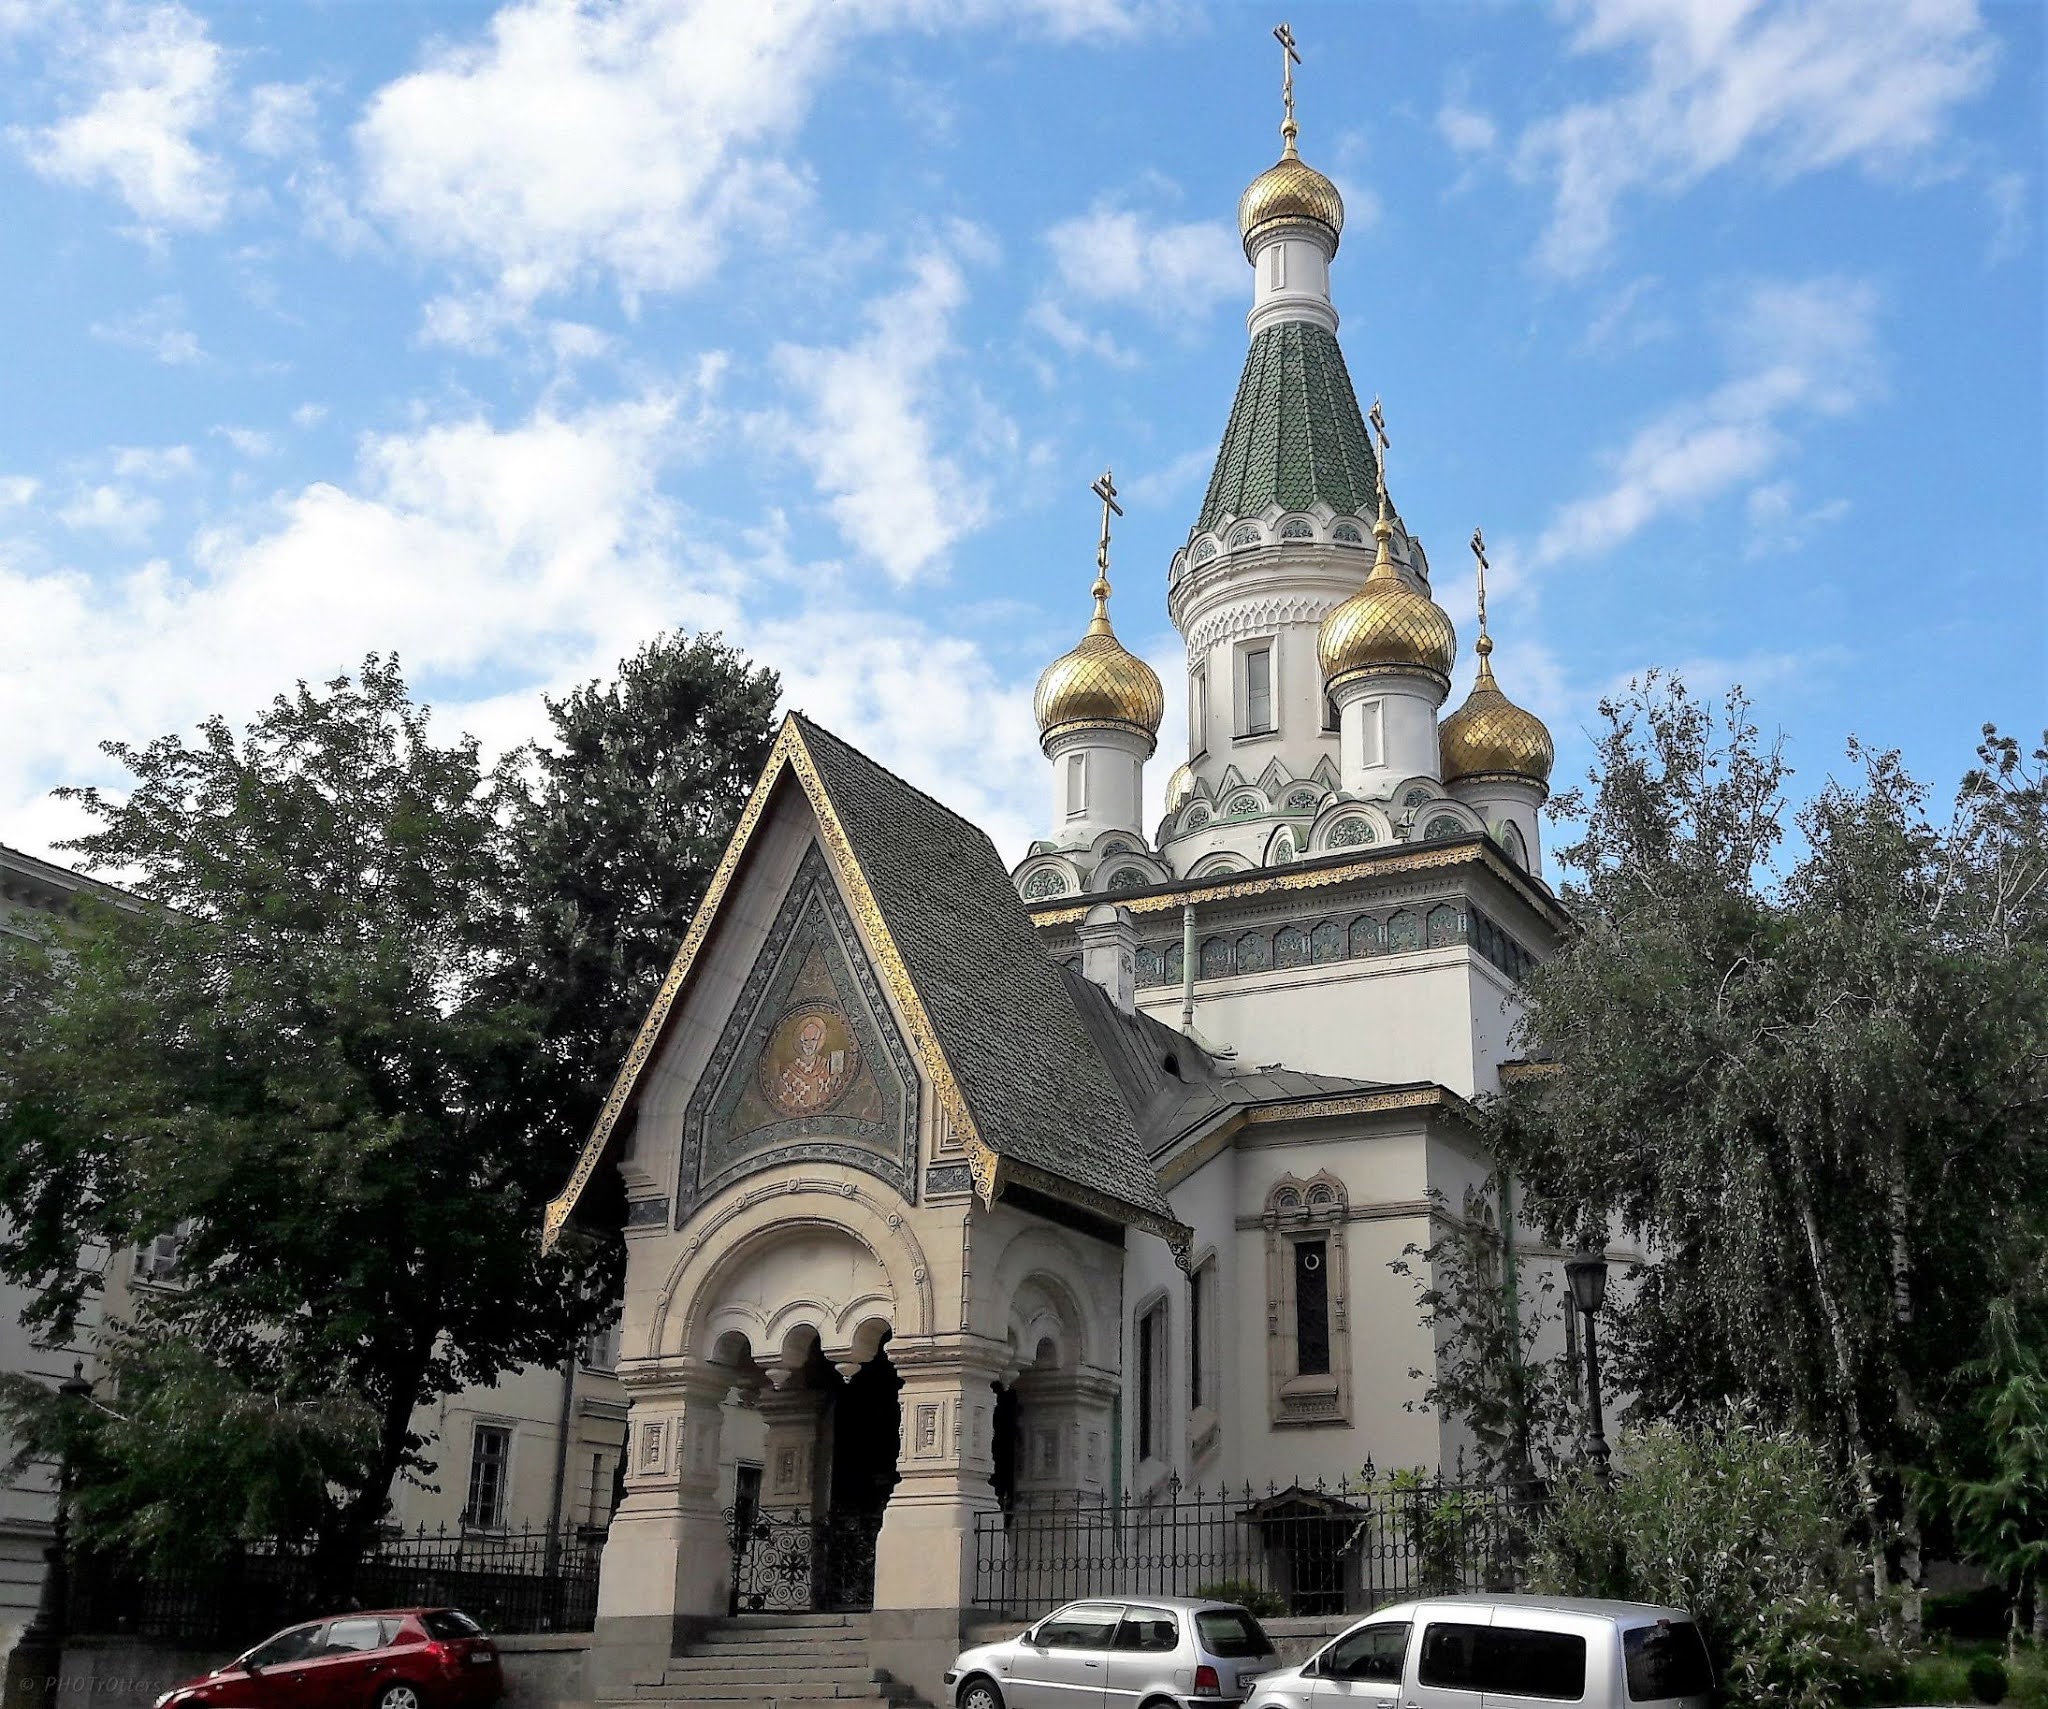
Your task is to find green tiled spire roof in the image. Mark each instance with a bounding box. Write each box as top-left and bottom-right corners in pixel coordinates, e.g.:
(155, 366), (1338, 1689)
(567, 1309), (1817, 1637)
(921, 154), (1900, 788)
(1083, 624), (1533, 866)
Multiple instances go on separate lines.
(1196, 321), (1381, 534)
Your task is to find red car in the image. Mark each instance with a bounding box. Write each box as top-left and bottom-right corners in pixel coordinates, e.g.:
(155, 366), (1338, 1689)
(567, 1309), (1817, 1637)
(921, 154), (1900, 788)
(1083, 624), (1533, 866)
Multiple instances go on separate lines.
(155, 1607), (503, 1709)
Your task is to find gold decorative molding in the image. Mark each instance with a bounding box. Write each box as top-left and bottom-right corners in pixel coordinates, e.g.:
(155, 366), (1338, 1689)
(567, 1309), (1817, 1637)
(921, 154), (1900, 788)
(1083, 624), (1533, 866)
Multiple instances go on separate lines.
(1242, 1084), (1482, 1127)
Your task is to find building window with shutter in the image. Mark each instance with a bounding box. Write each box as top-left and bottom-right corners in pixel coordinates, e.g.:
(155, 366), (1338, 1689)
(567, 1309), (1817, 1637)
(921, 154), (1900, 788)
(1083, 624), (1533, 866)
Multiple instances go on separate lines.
(465, 1424), (512, 1528)
(1263, 1173), (1353, 1427)
(1243, 645), (1275, 735)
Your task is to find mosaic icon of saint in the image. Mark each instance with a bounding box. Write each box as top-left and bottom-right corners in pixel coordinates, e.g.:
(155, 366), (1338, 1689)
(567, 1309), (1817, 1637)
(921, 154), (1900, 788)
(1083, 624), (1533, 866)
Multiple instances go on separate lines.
(760, 1004), (857, 1117)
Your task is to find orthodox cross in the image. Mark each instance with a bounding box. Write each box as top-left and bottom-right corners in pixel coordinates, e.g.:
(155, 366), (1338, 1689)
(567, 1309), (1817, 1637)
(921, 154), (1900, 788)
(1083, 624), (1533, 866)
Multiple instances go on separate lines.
(1091, 468), (1122, 578)
(1369, 395), (1388, 454)
(1471, 527), (1492, 645)
(1274, 22), (1302, 149)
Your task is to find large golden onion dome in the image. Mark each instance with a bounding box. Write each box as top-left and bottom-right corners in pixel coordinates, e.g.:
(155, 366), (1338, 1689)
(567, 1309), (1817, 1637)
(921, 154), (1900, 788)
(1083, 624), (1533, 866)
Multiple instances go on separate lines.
(1318, 508), (1457, 691)
(1035, 570), (1164, 752)
(1239, 140), (1344, 257)
(1440, 634), (1554, 788)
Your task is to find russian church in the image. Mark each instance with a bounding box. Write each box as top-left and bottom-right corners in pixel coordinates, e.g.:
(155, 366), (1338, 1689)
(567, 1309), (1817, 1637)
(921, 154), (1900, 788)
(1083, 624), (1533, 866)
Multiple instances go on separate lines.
(545, 38), (1570, 1702)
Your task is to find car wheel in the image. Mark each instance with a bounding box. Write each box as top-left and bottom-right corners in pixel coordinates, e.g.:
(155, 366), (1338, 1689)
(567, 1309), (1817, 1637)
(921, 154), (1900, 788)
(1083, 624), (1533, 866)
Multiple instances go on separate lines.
(375, 1684), (425, 1709)
(957, 1677), (1004, 1709)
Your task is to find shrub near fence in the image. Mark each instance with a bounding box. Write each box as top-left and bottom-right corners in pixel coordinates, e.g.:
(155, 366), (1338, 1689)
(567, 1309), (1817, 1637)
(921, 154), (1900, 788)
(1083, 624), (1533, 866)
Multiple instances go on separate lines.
(68, 1525), (603, 1651)
(973, 1474), (1539, 1619)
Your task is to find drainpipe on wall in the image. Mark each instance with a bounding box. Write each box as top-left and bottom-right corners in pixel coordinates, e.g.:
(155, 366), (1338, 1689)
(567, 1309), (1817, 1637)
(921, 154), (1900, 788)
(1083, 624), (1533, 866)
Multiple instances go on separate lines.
(1179, 903), (1197, 1034)
(545, 1347), (576, 1570)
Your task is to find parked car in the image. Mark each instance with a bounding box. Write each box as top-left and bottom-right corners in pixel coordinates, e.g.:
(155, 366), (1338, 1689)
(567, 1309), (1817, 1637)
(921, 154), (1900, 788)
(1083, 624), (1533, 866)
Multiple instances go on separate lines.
(155, 1607), (504, 1709)
(945, 1595), (1279, 1708)
(1243, 1594), (1715, 1709)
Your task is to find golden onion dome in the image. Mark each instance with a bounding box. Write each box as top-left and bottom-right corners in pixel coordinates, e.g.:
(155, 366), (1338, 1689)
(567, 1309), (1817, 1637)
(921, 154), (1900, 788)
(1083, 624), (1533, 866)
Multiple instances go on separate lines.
(1318, 511), (1457, 690)
(1034, 572), (1164, 751)
(1163, 762), (1196, 814)
(1238, 137), (1344, 257)
(1440, 634), (1555, 788)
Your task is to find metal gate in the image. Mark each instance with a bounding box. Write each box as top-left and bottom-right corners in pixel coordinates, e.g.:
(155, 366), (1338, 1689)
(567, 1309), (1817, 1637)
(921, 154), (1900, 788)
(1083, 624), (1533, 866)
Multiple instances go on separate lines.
(725, 1506), (881, 1614)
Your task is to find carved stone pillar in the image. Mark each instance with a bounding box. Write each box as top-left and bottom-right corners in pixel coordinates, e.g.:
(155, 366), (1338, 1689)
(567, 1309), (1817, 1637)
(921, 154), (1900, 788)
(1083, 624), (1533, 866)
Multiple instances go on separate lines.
(869, 1338), (1007, 1706)
(590, 1361), (734, 1699)
(1010, 1367), (1117, 1505)
(755, 1377), (831, 1513)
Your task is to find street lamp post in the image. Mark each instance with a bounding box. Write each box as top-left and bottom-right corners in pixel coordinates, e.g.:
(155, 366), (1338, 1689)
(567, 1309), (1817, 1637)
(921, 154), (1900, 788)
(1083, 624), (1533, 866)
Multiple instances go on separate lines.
(9, 1361), (93, 1709)
(1564, 1245), (1612, 1479)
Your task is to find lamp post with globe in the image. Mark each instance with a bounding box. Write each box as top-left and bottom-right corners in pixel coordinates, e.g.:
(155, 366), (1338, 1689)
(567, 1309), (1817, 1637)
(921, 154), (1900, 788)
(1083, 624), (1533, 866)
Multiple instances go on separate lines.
(1564, 1244), (1612, 1479)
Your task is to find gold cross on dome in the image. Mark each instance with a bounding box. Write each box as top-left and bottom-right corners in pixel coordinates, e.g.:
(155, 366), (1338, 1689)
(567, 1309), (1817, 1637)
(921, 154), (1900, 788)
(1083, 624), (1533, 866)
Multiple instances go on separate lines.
(1369, 395), (1388, 453)
(1274, 21), (1301, 148)
(1091, 468), (1122, 575)
(1471, 528), (1491, 635)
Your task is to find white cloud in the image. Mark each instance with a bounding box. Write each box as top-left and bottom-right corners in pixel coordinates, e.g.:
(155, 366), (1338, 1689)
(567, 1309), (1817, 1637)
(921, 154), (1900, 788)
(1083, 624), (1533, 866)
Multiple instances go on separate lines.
(57, 483), (161, 539)
(1517, 0), (1997, 276)
(768, 245), (994, 584)
(1532, 275), (1881, 568)
(1580, 274), (1673, 354)
(91, 296), (203, 364)
(290, 403), (327, 429)
(1124, 446), (1214, 511)
(1984, 168), (2029, 263)
(1438, 101), (1497, 156)
(243, 79), (317, 158)
(214, 426), (276, 458)
(1044, 205), (1242, 316)
(17, 0), (231, 231)
(1026, 299), (1137, 368)
(1743, 480), (1850, 556)
(112, 444), (197, 479)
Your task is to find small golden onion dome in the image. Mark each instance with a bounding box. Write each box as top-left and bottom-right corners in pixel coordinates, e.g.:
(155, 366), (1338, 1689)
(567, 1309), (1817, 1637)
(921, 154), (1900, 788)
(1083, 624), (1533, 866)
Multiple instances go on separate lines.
(1034, 573), (1164, 751)
(1318, 512), (1457, 690)
(1440, 634), (1555, 787)
(1163, 762), (1196, 814)
(1238, 138), (1344, 257)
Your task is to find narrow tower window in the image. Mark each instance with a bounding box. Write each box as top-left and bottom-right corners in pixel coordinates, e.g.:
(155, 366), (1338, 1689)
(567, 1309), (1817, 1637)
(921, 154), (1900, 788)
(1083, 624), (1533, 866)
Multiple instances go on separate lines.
(1191, 669), (1209, 757)
(1065, 752), (1087, 816)
(1295, 1241), (1330, 1376)
(1245, 646), (1274, 735)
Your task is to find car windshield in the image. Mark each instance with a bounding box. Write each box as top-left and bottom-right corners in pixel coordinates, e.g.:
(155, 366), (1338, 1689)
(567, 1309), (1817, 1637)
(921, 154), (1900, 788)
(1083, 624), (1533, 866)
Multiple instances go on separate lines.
(1625, 1622), (1714, 1701)
(421, 1611), (484, 1641)
(1196, 1608), (1274, 1658)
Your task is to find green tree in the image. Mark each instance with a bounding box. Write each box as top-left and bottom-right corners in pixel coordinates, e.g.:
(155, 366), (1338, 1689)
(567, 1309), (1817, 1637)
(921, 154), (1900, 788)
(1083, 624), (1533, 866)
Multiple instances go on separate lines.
(1491, 680), (2048, 1626)
(0, 640), (775, 1574)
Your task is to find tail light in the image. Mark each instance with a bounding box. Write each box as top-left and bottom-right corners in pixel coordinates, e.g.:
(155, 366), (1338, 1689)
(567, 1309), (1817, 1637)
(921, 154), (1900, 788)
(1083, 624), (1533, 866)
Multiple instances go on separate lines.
(425, 1642), (456, 1667)
(1194, 1663), (1221, 1696)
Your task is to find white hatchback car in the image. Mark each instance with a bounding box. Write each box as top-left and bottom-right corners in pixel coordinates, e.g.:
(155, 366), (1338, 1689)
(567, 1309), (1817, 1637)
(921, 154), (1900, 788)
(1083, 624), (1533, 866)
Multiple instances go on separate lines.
(1244, 1595), (1715, 1709)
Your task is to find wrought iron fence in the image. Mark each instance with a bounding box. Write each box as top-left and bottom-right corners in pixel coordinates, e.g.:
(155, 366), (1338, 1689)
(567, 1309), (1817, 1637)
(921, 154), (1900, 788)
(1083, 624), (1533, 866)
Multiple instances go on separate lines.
(67, 1523), (604, 1650)
(725, 1506), (882, 1615)
(973, 1475), (1541, 1618)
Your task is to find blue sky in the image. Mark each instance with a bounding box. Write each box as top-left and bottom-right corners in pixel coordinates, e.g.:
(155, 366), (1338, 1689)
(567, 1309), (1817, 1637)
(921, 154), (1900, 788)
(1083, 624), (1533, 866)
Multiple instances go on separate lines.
(3, 0), (2040, 866)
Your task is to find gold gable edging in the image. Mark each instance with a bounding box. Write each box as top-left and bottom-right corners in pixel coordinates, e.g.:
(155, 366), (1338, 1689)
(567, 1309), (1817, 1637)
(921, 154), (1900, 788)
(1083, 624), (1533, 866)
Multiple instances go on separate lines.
(543, 719), (804, 1252)
(780, 727), (1002, 1211)
(1241, 1085), (1482, 1127)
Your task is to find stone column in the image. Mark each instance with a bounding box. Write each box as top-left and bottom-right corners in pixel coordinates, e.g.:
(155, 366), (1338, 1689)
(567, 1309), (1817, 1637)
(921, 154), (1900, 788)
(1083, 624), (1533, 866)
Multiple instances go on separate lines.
(756, 1377), (831, 1513)
(590, 1361), (734, 1699)
(869, 1339), (1008, 1705)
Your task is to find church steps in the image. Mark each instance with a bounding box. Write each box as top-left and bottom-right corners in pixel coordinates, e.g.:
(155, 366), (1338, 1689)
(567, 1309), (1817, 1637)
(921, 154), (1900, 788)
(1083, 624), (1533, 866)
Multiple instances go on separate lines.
(608, 1614), (930, 1707)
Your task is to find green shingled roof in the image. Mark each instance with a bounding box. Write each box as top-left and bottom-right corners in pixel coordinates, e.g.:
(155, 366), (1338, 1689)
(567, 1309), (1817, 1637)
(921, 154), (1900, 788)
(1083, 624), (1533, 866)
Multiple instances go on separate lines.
(1196, 321), (1381, 535)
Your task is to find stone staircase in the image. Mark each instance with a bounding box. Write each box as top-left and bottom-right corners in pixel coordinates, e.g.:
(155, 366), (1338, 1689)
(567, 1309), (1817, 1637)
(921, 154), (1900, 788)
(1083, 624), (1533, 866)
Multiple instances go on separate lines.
(611, 1613), (931, 1707)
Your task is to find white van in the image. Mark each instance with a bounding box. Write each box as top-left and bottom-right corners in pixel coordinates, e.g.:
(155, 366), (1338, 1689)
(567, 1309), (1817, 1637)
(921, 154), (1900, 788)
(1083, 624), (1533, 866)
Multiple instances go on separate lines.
(1244, 1594), (1715, 1709)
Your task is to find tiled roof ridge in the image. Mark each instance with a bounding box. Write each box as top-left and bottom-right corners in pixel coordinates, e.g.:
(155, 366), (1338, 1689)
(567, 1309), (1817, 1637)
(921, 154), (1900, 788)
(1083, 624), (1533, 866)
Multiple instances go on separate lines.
(788, 711), (991, 846)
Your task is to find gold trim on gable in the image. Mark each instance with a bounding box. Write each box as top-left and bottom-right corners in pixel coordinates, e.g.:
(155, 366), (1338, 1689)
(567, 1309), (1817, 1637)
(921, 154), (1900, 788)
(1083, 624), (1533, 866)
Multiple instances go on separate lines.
(543, 718), (1001, 1252)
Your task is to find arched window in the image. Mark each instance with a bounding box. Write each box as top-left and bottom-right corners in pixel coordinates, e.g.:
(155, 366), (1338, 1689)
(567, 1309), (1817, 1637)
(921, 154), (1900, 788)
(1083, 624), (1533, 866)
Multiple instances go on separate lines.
(1101, 838), (1136, 857)
(1275, 925), (1310, 968)
(1191, 538), (1220, 564)
(1280, 518), (1314, 540)
(1404, 786), (1433, 809)
(1227, 794), (1262, 819)
(1164, 942), (1183, 983)
(1387, 910), (1422, 953)
(1184, 804), (1211, 829)
(1503, 821), (1529, 868)
(1424, 814), (1466, 842)
(1200, 936), (1233, 979)
(1106, 866), (1146, 892)
(1333, 523), (1363, 544)
(1328, 816), (1374, 849)
(1135, 945), (1164, 986)
(1235, 931), (1271, 973)
(1349, 915), (1382, 957)
(1022, 868), (1067, 899)
(1285, 789), (1319, 813)
(1426, 903), (1466, 948)
(1311, 920), (1345, 963)
(1271, 836), (1295, 865)
(1263, 1172), (1353, 1427)
(1229, 524), (1262, 549)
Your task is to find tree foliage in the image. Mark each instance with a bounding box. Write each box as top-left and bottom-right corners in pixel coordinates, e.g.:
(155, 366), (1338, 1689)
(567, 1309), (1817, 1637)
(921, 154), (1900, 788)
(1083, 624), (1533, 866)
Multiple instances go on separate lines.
(1492, 679), (2048, 1615)
(0, 637), (777, 1565)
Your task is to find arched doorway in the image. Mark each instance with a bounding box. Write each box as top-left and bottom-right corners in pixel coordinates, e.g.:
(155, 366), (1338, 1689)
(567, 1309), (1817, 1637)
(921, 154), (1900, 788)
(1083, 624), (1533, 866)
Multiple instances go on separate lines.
(828, 1340), (902, 1522)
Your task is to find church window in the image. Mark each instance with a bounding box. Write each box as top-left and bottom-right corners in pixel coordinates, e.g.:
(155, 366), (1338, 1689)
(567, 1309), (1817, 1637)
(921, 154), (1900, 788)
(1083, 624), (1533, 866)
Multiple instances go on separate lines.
(1229, 523), (1262, 550)
(1244, 646), (1274, 735)
(1387, 910), (1422, 953)
(1285, 789), (1319, 813)
(1184, 804), (1211, 829)
(1280, 518), (1314, 540)
(1102, 839), (1135, 857)
(1427, 904), (1466, 948)
(1424, 813), (1466, 842)
(1404, 787), (1433, 809)
(464, 1424), (512, 1529)
(1066, 753), (1088, 816)
(1350, 915), (1383, 957)
(1275, 925), (1310, 968)
(1235, 931), (1270, 973)
(1164, 942), (1183, 983)
(1264, 1173), (1352, 1427)
(1312, 920), (1345, 963)
(1135, 945), (1163, 987)
(1323, 692), (1340, 733)
(1188, 1264), (1208, 1409)
(1333, 523), (1363, 544)
(1200, 936), (1232, 979)
(1271, 835), (1295, 865)
(1022, 868), (1068, 899)
(1136, 1299), (1168, 1464)
(1227, 794), (1261, 819)
(1106, 866), (1145, 892)
(1359, 699), (1385, 768)
(1191, 538), (1219, 564)
(1503, 821), (1529, 868)
(1329, 815), (1375, 849)
(1295, 1242), (1331, 1375)
(1191, 670), (1209, 757)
